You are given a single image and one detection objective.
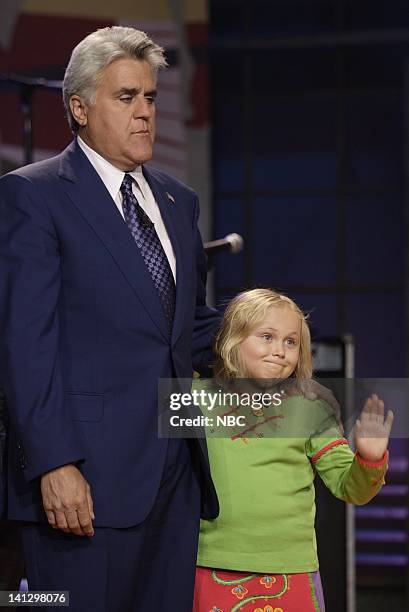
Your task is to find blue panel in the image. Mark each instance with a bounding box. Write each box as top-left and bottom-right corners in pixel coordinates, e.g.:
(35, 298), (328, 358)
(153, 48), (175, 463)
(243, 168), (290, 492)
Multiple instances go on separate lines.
(251, 48), (337, 91)
(211, 0), (338, 38)
(345, 0), (409, 29)
(210, 1), (244, 40)
(346, 291), (405, 377)
(211, 57), (242, 99)
(346, 194), (404, 285)
(252, 96), (337, 189)
(253, 152), (338, 190)
(345, 45), (408, 88)
(212, 56), (244, 191)
(345, 92), (402, 187)
(251, 196), (338, 285)
(214, 158), (245, 192)
(286, 292), (339, 338)
(212, 93), (242, 156)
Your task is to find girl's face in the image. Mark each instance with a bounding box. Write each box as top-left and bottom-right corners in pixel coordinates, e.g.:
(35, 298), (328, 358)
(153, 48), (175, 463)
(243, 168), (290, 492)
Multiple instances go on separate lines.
(238, 305), (301, 379)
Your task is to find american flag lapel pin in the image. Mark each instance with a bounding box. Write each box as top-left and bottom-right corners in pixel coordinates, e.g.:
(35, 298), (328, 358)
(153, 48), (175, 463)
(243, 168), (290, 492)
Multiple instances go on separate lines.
(166, 192), (175, 204)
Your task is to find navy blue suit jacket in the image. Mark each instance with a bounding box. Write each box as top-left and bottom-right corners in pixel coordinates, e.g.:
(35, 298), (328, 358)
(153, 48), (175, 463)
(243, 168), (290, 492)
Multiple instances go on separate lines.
(0, 140), (220, 527)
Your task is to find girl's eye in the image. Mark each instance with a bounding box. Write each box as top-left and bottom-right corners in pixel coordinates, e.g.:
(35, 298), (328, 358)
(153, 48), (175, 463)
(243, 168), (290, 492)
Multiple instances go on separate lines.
(262, 334), (272, 341)
(286, 338), (296, 346)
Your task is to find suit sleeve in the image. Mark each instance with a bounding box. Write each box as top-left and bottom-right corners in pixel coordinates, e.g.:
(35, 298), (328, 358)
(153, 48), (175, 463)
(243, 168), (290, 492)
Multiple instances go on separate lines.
(306, 400), (388, 505)
(190, 195), (221, 374)
(0, 173), (84, 481)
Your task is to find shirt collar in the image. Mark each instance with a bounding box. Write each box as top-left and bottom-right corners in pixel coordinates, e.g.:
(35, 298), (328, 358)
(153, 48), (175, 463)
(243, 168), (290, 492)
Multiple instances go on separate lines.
(77, 136), (146, 201)
(127, 166), (147, 200)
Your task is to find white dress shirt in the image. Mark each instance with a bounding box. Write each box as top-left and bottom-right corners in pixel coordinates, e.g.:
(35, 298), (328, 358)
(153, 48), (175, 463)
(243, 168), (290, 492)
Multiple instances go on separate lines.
(77, 136), (176, 281)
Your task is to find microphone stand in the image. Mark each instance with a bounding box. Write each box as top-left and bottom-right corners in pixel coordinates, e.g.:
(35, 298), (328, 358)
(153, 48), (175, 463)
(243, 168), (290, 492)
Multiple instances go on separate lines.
(203, 233), (244, 271)
(0, 73), (62, 166)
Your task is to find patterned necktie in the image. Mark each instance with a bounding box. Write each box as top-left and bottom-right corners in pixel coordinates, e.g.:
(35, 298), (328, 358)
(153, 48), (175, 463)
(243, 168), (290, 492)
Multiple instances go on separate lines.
(120, 173), (176, 333)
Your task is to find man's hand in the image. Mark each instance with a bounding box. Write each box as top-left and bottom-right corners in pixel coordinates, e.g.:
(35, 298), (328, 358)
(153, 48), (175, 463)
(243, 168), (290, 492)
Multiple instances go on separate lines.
(355, 394), (394, 462)
(41, 464), (95, 536)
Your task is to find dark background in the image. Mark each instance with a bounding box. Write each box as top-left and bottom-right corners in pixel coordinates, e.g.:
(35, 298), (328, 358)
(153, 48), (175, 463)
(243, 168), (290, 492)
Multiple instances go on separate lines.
(210, 0), (408, 379)
(209, 1), (409, 609)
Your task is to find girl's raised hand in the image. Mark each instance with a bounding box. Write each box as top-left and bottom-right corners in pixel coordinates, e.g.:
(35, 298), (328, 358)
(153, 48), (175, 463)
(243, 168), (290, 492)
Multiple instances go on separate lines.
(355, 394), (393, 462)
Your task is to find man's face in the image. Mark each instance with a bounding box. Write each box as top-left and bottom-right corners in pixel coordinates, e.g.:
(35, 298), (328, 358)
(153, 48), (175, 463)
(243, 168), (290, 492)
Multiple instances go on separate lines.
(73, 58), (157, 171)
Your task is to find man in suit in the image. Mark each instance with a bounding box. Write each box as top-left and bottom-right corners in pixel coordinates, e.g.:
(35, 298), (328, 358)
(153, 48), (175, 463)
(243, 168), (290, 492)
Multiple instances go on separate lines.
(0, 26), (220, 611)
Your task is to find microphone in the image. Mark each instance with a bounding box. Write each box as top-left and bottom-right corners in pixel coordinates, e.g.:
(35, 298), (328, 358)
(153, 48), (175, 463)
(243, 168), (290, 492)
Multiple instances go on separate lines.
(203, 233), (244, 255)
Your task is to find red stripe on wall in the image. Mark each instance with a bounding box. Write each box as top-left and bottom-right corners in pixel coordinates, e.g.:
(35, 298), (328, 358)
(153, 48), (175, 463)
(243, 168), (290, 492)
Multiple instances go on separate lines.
(186, 23), (208, 46)
(186, 24), (208, 128)
(188, 62), (208, 128)
(0, 13), (114, 152)
(0, 13), (115, 71)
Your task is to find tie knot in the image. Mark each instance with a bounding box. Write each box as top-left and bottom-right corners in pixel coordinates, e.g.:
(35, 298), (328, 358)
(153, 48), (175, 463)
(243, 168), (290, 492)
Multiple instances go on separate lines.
(120, 173), (134, 196)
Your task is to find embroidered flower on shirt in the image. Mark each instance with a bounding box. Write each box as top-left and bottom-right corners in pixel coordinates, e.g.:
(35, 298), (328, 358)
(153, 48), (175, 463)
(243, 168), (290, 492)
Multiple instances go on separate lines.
(260, 575), (277, 588)
(231, 584), (248, 599)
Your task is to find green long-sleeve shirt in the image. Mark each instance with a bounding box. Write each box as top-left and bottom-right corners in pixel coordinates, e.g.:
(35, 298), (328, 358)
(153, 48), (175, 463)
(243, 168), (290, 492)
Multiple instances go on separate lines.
(196, 380), (388, 573)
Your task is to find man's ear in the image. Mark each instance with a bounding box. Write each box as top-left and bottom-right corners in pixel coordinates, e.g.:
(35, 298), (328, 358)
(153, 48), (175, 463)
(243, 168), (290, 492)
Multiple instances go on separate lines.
(69, 95), (88, 127)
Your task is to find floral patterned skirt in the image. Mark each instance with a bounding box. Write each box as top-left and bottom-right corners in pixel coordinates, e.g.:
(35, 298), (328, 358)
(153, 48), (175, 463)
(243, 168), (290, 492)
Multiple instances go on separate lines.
(193, 566), (325, 612)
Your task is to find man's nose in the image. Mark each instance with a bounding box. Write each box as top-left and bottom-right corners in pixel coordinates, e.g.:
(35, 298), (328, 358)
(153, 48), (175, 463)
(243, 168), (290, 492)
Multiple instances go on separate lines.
(133, 96), (153, 118)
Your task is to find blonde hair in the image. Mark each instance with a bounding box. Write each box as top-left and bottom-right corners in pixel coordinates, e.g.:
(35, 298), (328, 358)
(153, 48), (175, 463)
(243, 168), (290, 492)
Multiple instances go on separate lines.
(214, 288), (312, 380)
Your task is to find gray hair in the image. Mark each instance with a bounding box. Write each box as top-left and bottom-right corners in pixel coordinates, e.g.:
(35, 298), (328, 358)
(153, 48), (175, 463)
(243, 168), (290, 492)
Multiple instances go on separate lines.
(63, 26), (168, 133)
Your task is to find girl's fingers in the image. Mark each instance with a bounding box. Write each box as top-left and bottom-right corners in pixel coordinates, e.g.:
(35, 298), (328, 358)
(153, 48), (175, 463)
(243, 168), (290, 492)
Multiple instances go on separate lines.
(362, 395), (386, 421)
(384, 409), (394, 433)
(376, 396), (384, 418)
(361, 398), (372, 418)
(363, 397), (372, 411)
(357, 397), (392, 437)
(370, 395), (380, 419)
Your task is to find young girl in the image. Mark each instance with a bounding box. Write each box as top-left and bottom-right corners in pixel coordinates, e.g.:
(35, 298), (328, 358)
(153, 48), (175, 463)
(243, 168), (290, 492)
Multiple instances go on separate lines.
(193, 288), (393, 612)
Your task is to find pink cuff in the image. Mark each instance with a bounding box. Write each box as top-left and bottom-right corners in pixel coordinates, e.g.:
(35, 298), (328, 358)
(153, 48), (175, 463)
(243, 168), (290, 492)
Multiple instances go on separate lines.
(355, 450), (389, 468)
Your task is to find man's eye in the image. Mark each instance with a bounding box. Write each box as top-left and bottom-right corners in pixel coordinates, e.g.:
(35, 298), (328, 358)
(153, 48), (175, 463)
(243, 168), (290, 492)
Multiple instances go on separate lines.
(145, 96), (155, 104)
(120, 96), (132, 103)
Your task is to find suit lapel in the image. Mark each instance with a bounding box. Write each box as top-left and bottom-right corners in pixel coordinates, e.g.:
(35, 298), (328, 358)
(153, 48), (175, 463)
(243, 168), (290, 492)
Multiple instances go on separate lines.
(58, 141), (170, 341)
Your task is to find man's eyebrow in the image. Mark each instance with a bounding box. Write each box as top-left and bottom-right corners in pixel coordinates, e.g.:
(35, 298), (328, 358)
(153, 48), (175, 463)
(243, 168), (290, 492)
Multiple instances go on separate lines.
(114, 87), (157, 97)
(114, 87), (138, 96)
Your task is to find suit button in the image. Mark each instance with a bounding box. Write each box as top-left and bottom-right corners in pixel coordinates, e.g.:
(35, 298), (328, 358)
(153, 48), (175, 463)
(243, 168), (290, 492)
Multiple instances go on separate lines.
(17, 444), (26, 469)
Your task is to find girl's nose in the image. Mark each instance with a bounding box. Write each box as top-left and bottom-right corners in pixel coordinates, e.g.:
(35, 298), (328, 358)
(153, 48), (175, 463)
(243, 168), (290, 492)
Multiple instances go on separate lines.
(271, 341), (285, 358)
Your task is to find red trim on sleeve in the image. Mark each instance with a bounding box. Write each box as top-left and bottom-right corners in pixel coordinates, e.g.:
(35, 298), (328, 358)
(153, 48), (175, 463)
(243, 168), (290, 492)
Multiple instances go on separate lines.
(355, 450), (389, 468)
(311, 438), (349, 463)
